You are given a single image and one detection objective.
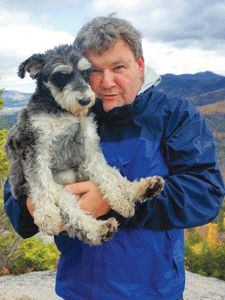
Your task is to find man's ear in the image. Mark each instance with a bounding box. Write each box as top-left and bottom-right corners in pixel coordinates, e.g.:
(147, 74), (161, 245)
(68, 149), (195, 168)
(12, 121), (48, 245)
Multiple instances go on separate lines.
(18, 54), (44, 79)
(137, 56), (145, 80)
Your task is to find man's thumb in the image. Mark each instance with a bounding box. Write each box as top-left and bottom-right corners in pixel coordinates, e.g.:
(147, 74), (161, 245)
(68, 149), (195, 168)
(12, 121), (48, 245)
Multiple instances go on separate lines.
(65, 181), (90, 195)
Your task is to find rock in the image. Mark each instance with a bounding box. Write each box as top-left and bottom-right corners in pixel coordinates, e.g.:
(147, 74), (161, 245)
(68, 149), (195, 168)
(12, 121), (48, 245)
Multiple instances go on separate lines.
(184, 271), (225, 300)
(0, 270), (60, 300)
(0, 270), (224, 299)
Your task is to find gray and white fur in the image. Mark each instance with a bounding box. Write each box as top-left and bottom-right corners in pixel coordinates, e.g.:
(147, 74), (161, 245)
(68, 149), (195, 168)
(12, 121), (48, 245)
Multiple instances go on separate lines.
(5, 44), (164, 245)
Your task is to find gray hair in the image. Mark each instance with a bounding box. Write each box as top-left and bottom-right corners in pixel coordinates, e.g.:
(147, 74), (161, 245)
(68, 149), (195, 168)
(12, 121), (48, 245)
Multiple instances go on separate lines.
(74, 14), (143, 59)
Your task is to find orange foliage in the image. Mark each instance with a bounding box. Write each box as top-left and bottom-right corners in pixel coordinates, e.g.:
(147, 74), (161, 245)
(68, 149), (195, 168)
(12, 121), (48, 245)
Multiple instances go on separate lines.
(187, 222), (224, 248)
(206, 223), (219, 247)
(0, 267), (10, 275)
(212, 129), (225, 139)
(197, 100), (225, 114)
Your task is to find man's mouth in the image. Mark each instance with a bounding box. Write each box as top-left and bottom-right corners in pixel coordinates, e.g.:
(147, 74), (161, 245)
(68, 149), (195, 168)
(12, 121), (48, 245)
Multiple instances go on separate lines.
(101, 94), (118, 99)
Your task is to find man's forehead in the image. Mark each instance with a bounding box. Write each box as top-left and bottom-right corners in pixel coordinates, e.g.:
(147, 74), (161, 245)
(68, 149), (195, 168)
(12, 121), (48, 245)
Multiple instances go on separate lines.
(92, 57), (130, 67)
(85, 39), (135, 67)
(85, 52), (133, 69)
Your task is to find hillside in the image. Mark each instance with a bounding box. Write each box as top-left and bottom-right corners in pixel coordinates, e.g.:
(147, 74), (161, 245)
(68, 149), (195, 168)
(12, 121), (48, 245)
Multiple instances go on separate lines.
(158, 71), (225, 105)
(2, 90), (30, 108)
(0, 90), (30, 129)
(197, 99), (225, 114)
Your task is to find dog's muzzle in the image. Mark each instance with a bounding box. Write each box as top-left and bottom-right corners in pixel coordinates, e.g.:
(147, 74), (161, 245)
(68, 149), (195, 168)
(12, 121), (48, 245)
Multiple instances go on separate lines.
(78, 97), (92, 106)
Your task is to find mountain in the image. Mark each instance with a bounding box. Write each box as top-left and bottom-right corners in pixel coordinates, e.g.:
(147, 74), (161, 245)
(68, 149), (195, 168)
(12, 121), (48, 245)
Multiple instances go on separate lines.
(2, 90), (31, 109)
(2, 71), (225, 111)
(158, 71), (225, 105)
(1, 72), (225, 143)
(0, 91), (31, 129)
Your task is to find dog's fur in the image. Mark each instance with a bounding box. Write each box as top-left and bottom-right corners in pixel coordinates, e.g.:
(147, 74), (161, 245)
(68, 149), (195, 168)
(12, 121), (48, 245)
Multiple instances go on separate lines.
(5, 44), (164, 245)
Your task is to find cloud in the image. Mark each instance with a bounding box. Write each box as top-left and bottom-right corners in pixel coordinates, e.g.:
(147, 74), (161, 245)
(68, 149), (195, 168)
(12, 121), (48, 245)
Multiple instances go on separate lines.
(0, 23), (73, 56)
(140, 1), (225, 52)
(89, 0), (225, 51)
(0, 0), (225, 92)
(0, 8), (74, 92)
(142, 39), (225, 76)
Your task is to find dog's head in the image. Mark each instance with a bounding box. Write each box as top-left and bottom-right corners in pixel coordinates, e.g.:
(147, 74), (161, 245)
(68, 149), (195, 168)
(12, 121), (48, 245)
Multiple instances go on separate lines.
(18, 44), (95, 116)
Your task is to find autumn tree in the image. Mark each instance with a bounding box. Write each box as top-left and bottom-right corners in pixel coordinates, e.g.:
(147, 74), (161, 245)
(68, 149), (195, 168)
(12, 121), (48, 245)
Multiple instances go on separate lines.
(0, 88), (4, 110)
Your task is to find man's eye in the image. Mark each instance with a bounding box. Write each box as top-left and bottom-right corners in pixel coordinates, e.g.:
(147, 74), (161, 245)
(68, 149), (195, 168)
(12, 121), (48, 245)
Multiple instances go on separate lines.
(114, 65), (125, 71)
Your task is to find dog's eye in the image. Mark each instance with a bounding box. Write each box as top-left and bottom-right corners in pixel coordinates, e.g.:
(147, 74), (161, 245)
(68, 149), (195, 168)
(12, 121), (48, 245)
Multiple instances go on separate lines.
(81, 70), (91, 82)
(50, 71), (74, 90)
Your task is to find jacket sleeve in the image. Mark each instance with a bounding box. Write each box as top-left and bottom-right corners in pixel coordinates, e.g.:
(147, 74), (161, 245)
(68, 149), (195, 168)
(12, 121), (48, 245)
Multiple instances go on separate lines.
(114, 99), (225, 230)
(4, 178), (39, 238)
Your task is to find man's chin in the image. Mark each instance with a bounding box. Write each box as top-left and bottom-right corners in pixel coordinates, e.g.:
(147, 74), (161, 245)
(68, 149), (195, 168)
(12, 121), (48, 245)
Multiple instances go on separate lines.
(102, 104), (114, 112)
(102, 102), (121, 112)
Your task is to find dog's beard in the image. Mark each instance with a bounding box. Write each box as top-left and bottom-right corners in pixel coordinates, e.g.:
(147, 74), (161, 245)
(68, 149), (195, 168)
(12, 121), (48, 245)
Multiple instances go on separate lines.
(45, 82), (95, 116)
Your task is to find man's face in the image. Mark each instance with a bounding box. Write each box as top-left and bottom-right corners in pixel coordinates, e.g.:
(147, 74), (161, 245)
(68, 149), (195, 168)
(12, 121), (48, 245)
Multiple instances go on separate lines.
(85, 39), (145, 112)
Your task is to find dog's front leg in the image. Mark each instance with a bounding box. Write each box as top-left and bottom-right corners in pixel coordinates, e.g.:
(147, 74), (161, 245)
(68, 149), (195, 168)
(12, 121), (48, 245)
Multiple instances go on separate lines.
(25, 154), (63, 236)
(29, 184), (63, 235)
(56, 189), (118, 245)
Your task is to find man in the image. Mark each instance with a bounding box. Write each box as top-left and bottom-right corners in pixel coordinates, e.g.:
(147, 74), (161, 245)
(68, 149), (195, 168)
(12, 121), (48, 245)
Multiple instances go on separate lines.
(4, 15), (225, 300)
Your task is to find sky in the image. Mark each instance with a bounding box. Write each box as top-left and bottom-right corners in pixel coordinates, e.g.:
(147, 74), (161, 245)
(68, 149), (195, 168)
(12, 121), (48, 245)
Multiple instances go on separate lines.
(0, 0), (225, 93)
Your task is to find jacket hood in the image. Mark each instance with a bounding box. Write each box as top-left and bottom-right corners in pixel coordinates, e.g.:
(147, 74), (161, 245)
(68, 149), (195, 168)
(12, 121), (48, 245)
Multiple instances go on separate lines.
(138, 65), (161, 95)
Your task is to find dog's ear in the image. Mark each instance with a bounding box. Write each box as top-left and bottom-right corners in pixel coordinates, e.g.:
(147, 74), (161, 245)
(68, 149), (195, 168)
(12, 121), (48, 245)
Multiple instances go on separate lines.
(18, 54), (44, 79)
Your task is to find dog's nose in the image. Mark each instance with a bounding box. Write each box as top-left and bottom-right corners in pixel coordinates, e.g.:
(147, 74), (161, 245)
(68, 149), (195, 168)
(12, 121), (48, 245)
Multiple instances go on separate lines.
(78, 97), (92, 106)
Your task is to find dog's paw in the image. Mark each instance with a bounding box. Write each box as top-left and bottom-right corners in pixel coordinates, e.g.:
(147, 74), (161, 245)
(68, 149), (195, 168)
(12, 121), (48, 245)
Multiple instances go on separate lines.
(143, 176), (165, 199)
(34, 207), (62, 236)
(99, 218), (118, 243)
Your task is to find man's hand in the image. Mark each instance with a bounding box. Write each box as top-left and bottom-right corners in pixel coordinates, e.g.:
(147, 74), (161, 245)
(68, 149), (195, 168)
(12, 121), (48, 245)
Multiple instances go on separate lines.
(26, 196), (35, 216)
(65, 181), (111, 218)
(26, 181), (110, 235)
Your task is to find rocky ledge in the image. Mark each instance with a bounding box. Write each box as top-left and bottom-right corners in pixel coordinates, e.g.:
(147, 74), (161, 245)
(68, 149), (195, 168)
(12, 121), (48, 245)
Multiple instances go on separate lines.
(0, 270), (225, 299)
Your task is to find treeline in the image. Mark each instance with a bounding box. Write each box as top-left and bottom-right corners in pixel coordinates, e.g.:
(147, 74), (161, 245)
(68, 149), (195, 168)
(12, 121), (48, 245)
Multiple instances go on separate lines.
(185, 214), (225, 280)
(0, 129), (59, 275)
(0, 113), (18, 130)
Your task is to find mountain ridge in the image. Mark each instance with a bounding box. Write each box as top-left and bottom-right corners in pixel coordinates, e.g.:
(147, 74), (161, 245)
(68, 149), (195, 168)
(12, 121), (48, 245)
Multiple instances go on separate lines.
(158, 71), (225, 104)
(2, 71), (225, 110)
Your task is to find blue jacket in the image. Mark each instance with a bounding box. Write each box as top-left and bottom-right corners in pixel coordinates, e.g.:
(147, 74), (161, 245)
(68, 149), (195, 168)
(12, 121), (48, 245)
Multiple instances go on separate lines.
(4, 86), (225, 300)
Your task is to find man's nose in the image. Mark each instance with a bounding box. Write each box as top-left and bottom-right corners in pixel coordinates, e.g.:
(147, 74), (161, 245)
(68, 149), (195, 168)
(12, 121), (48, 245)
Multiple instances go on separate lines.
(101, 70), (116, 89)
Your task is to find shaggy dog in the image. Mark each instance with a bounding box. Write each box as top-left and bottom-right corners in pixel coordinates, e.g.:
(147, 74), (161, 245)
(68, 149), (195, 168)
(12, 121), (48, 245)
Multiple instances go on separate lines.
(5, 44), (164, 245)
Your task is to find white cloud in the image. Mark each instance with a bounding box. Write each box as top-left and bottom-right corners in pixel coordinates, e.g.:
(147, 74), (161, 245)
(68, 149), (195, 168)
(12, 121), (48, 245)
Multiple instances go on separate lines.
(0, 1), (225, 92)
(0, 23), (73, 57)
(91, 0), (140, 12)
(143, 39), (225, 76)
(0, 9), (74, 92)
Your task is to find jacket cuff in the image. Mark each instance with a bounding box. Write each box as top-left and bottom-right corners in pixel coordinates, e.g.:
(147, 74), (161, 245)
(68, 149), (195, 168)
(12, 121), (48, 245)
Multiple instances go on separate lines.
(4, 178), (39, 238)
(17, 195), (39, 238)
